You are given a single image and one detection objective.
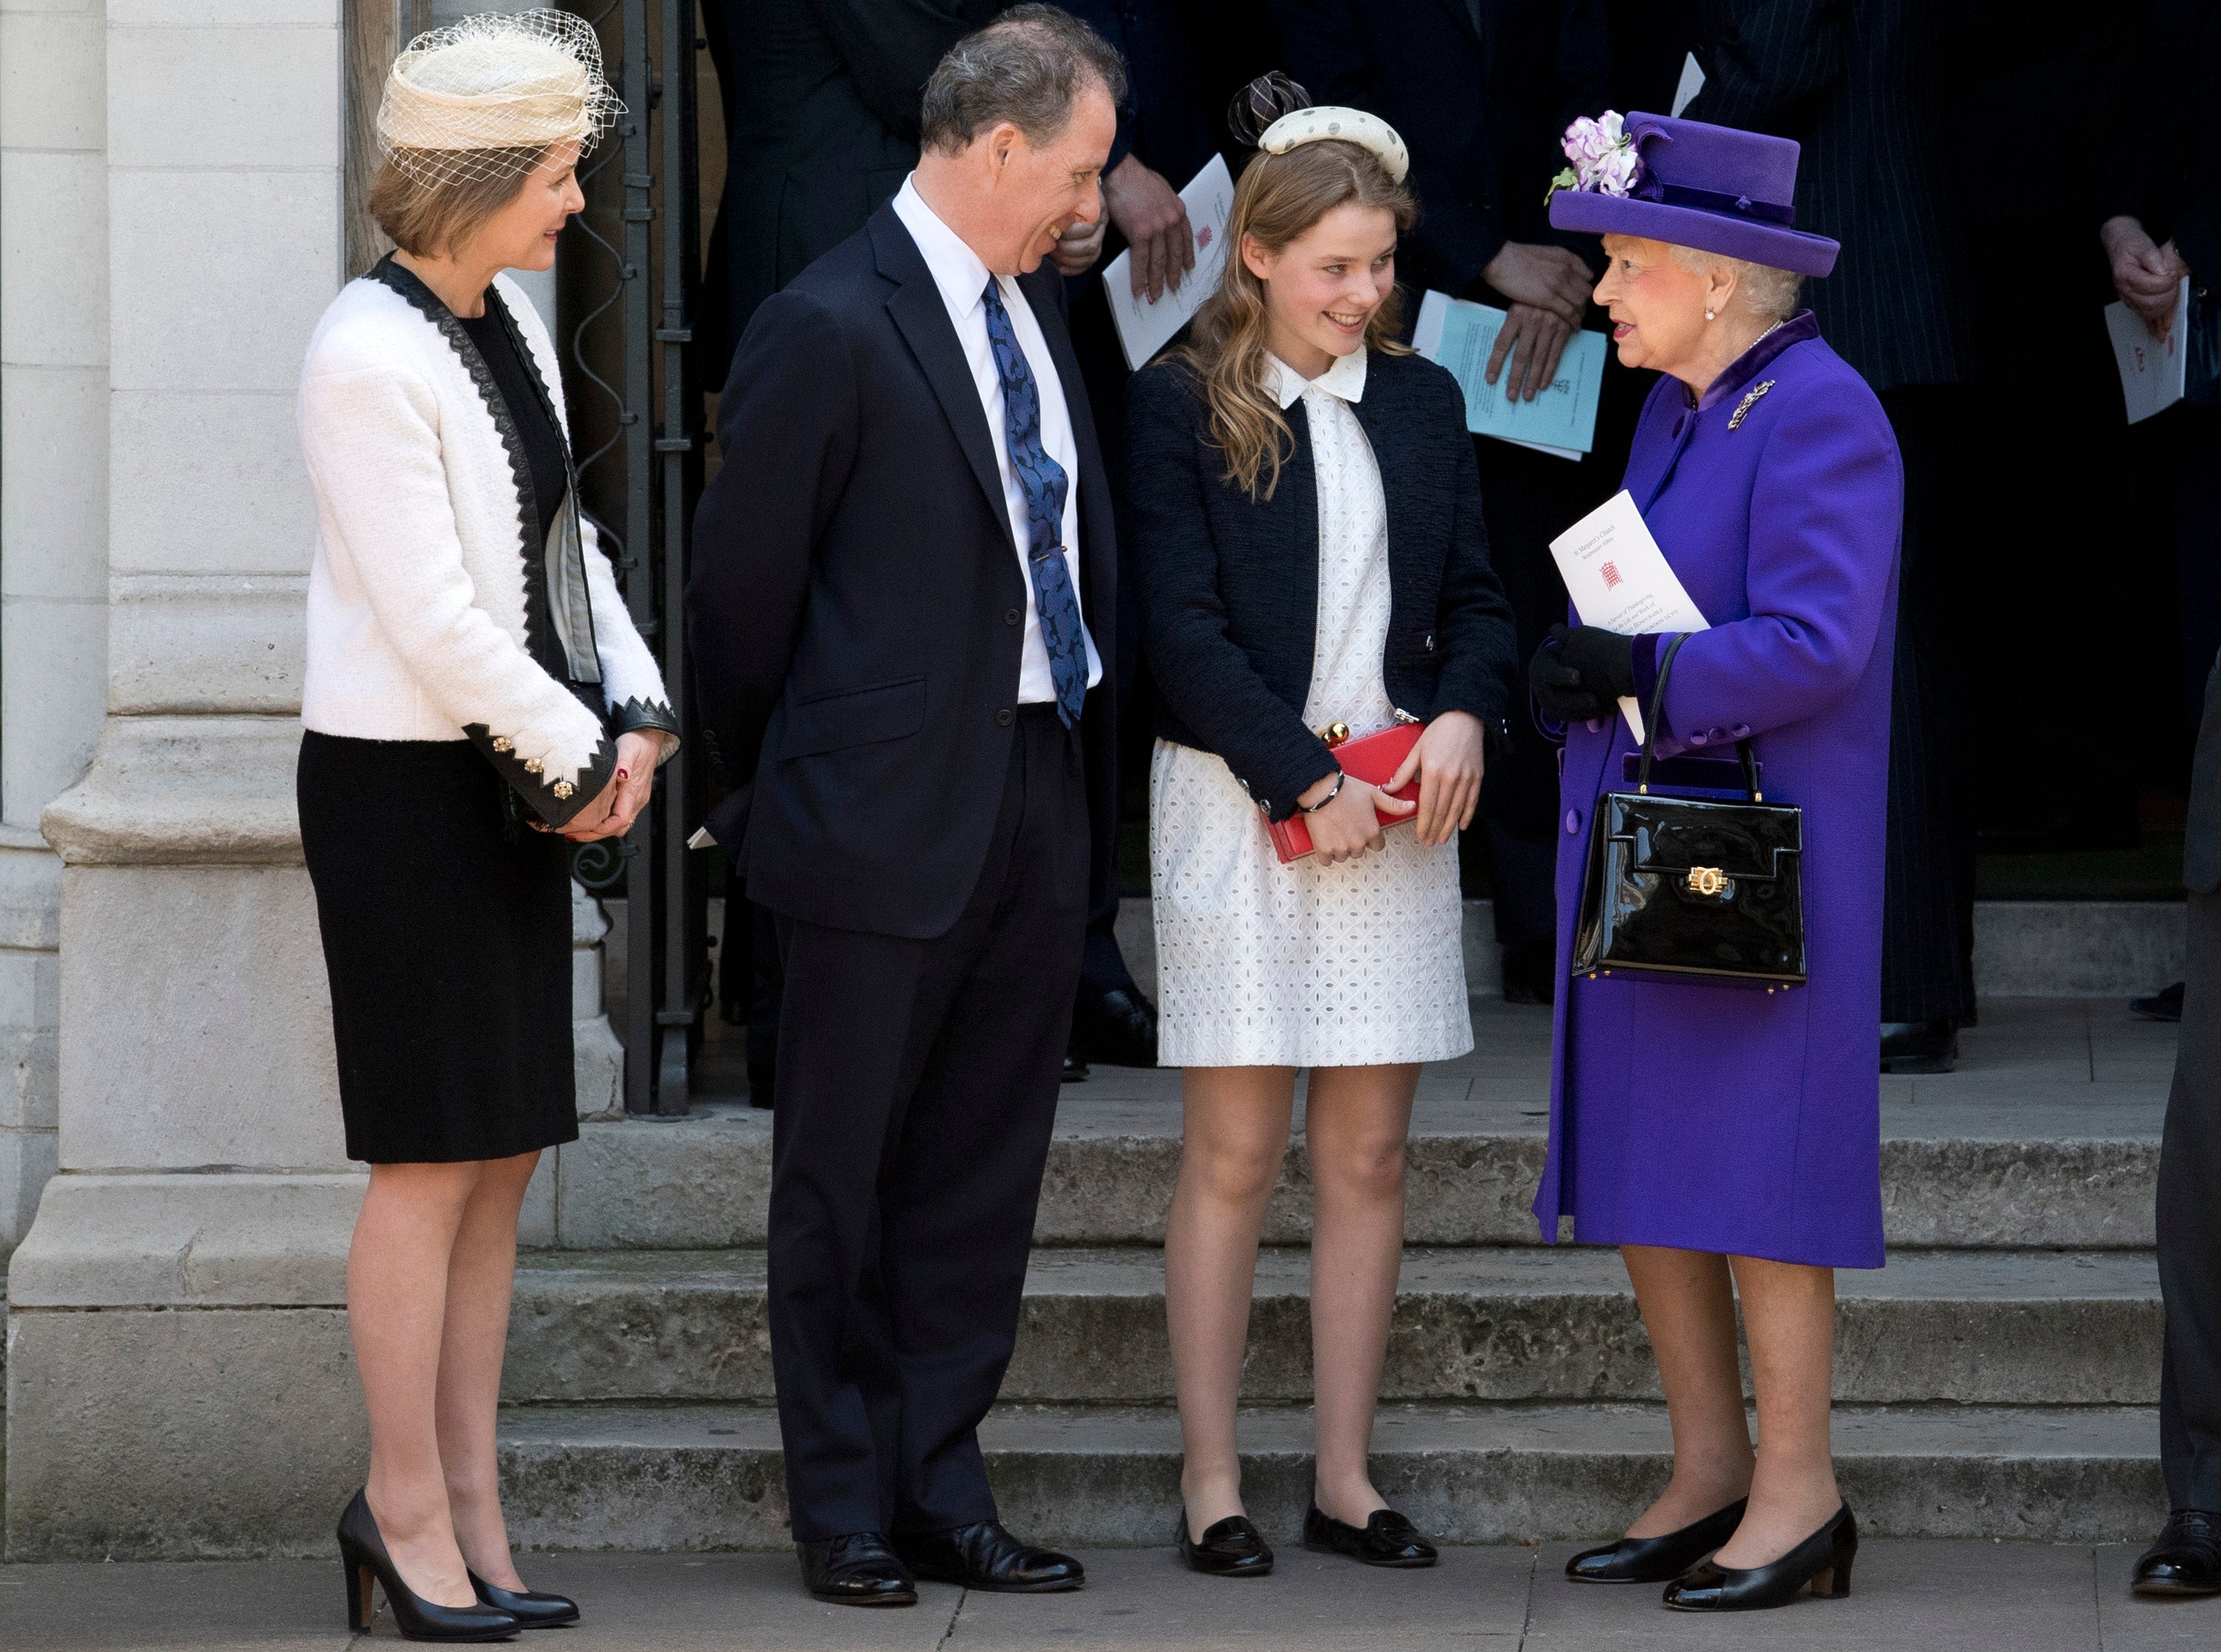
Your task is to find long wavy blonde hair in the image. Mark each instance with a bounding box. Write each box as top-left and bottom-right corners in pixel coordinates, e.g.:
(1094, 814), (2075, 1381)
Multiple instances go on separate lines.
(1177, 138), (1414, 501)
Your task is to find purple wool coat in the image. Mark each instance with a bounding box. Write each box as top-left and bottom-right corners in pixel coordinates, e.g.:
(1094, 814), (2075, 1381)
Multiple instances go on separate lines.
(1531, 313), (1902, 1269)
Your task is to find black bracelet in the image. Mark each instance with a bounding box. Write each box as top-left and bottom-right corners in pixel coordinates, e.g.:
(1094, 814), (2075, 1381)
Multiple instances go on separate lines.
(1301, 772), (1346, 813)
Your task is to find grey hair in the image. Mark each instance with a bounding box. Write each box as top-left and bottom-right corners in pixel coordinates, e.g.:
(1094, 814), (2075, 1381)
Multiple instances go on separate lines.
(1669, 243), (1803, 321)
(919, 4), (1127, 156)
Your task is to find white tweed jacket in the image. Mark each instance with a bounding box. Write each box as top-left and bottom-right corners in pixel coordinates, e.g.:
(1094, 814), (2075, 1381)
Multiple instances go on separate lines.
(299, 261), (675, 826)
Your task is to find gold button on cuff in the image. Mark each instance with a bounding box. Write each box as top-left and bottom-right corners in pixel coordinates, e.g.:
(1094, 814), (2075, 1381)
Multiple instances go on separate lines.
(552, 780), (574, 800)
(491, 736), (512, 753)
(524, 757), (544, 775)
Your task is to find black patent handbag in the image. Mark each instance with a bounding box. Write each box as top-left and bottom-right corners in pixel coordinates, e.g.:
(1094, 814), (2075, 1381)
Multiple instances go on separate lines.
(1570, 634), (1807, 989)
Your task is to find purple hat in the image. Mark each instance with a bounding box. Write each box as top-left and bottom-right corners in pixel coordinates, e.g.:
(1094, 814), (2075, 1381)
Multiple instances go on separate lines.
(1546, 111), (1838, 278)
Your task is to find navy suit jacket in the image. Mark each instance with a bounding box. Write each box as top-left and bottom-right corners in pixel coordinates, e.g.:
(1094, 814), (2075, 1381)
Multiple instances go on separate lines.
(1124, 350), (1518, 821)
(689, 203), (1119, 939)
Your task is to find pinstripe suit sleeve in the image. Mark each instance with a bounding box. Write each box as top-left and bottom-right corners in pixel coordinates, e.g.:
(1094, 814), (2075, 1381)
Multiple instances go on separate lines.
(1689, 0), (1847, 128)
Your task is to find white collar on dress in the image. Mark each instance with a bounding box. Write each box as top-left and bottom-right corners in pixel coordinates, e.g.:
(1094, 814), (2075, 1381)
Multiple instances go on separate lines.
(891, 174), (999, 324)
(1265, 346), (1368, 411)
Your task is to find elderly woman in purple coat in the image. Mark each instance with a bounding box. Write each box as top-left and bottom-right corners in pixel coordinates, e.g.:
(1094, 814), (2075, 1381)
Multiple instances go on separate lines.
(1525, 115), (1902, 1614)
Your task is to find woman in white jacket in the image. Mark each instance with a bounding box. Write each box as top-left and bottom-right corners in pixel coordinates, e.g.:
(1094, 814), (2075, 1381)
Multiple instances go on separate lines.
(298, 13), (673, 1639)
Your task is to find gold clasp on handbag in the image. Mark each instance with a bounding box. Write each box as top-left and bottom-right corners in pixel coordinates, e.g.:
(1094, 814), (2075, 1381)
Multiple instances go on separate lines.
(1683, 866), (1729, 897)
(1319, 722), (1352, 748)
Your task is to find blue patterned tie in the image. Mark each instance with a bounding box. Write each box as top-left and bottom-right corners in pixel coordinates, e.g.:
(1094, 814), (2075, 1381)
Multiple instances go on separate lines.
(981, 278), (1088, 727)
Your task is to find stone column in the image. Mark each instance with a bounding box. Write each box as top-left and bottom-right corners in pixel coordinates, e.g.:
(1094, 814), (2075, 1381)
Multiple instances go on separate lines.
(0, 0), (108, 1255)
(4, 1), (365, 1560)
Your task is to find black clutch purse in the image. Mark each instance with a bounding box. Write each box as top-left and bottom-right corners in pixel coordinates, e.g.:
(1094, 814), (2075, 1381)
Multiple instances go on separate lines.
(1571, 635), (1806, 990)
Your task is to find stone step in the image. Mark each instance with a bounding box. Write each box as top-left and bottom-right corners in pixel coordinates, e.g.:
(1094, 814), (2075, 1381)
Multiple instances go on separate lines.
(504, 1246), (2160, 1409)
(496, 1398), (2165, 1551)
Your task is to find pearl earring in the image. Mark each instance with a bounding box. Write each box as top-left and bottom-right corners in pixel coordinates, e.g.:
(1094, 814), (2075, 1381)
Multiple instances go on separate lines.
(1705, 308), (1717, 321)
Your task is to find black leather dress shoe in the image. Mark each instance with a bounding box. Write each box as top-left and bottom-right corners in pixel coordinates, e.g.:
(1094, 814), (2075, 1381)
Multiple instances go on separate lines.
(1302, 1505), (1438, 1568)
(2132, 981), (2186, 1022)
(794, 1533), (917, 1607)
(894, 1522), (1084, 1592)
(468, 1572), (579, 1629)
(1663, 1502), (1856, 1611)
(2133, 1509), (2221, 1596)
(1062, 1049), (1091, 1083)
(1177, 1510), (1273, 1576)
(1072, 986), (1158, 1067)
(1565, 1498), (1746, 1583)
(1500, 941), (1557, 1007)
(1880, 1020), (1956, 1073)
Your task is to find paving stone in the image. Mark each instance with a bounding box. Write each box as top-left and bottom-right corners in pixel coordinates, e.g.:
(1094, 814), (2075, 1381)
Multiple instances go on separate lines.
(504, 1247), (2162, 1408)
(496, 1400), (2166, 1552)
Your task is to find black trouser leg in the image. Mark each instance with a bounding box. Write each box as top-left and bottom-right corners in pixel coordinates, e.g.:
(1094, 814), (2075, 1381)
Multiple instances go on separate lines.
(766, 709), (1088, 1541)
(2160, 888), (2221, 1513)
(1878, 386), (1976, 1024)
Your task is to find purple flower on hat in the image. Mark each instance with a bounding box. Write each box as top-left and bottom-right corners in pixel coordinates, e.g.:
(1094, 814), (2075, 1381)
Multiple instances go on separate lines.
(1549, 111), (1644, 206)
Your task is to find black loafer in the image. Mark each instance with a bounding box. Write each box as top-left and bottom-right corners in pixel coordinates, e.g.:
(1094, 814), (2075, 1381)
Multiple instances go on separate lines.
(2132, 982), (2186, 1022)
(795, 1532), (917, 1607)
(1880, 1020), (1956, 1073)
(1663, 1502), (1857, 1611)
(1062, 1050), (1091, 1083)
(1177, 1511), (1273, 1576)
(468, 1572), (580, 1629)
(2133, 1509), (2221, 1596)
(893, 1521), (1083, 1593)
(1566, 1498), (1746, 1583)
(1072, 986), (1159, 1067)
(1302, 1504), (1438, 1568)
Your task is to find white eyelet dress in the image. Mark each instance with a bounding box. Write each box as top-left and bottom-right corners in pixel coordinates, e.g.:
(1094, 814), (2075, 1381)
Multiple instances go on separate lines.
(1149, 349), (1473, 1070)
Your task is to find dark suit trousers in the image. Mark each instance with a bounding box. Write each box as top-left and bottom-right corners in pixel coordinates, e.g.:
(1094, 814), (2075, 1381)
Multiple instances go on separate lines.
(1878, 386), (1977, 1025)
(2161, 887), (2221, 1513)
(767, 706), (1089, 1541)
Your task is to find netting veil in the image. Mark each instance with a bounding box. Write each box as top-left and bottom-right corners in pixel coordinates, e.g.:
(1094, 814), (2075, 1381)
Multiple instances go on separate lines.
(377, 8), (622, 189)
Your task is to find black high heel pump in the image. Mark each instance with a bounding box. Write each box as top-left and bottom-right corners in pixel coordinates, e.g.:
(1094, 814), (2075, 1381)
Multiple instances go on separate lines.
(337, 1490), (521, 1642)
(469, 1570), (581, 1629)
(1662, 1502), (1857, 1611)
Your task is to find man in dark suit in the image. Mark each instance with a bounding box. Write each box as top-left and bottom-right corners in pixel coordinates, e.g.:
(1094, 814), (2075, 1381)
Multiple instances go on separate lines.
(2139, 655), (2221, 1596)
(1686, 0), (1978, 1070)
(698, 0), (1002, 1103)
(689, 7), (1125, 1607)
(1268, 0), (1616, 1003)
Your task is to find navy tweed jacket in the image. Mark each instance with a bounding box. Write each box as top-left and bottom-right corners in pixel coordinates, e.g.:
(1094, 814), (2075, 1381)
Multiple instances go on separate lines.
(1124, 347), (1518, 822)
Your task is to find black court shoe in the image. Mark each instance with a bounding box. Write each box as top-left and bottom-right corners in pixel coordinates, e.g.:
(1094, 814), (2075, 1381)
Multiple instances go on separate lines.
(1565, 1498), (1747, 1584)
(1662, 1502), (1856, 1611)
(1302, 1505), (1439, 1568)
(1177, 1510), (1274, 1576)
(337, 1491), (520, 1642)
(468, 1572), (580, 1630)
(2133, 1509), (2221, 1596)
(1880, 1020), (1956, 1073)
(796, 1532), (918, 1607)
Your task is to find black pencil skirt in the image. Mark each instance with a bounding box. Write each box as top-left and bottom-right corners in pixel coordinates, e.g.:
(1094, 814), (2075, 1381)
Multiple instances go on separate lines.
(298, 731), (580, 1164)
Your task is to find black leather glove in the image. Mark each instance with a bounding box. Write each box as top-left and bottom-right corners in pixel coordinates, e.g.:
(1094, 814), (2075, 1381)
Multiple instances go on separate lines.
(1529, 623), (1637, 724)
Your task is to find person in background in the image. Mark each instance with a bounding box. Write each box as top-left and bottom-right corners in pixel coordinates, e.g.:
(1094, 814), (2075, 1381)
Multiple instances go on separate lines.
(2135, 654), (2221, 1597)
(1534, 111), (1898, 1612)
(1686, 0), (1978, 1074)
(2108, 0), (2221, 1031)
(1127, 91), (1516, 1578)
(1268, 0), (1620, 1008)
(689, 7), (1123, 1609)
(2114, 3), (2221, 1599)
(696, 0), (1001, 1105)
(298, 13), (679, 1639)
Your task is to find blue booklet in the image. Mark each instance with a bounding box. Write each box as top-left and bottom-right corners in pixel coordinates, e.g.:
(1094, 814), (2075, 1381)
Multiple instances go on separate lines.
(1414, 289), (1607, 459)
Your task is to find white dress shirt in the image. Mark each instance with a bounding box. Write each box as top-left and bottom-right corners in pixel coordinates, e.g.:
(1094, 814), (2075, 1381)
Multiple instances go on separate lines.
(891, 176), (1103, 703)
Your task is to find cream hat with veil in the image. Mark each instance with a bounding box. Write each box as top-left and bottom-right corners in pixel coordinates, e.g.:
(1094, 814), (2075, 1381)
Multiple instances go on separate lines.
(377, 7), (622, 189)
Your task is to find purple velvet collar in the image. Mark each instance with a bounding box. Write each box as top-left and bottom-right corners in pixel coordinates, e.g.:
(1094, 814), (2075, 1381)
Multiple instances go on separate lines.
(1689, 309), (1821, 413)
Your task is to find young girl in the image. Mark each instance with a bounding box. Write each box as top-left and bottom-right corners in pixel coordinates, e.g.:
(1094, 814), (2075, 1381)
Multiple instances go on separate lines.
(1125, 86), (1518, 1575)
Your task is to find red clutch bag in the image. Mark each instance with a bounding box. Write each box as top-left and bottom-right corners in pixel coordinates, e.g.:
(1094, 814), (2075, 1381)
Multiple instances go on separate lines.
(1266, 722), (1423, 863)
